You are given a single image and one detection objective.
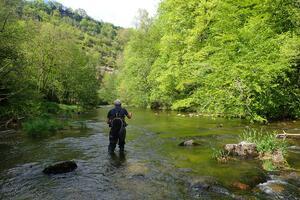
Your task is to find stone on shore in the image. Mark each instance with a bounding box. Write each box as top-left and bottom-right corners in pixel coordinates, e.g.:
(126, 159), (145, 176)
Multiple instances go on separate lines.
(224, 141), (258, 157)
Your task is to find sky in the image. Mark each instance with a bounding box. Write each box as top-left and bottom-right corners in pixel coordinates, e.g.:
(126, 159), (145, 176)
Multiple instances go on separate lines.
(56, 0), (161, 28)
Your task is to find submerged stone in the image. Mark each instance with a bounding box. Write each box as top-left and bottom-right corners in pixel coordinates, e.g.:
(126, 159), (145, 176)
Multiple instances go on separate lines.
(188, 176), (231, 198)
(288, 146), (300, 153)
(232, 182), (250, 190)
(239, 170), (268, 188)
(43, 161), (77, 174)
(126, 161), (149, 179)
(179, 140), (200, 146)
(275, 172), (300, 187)
(257, 179), (300, 199)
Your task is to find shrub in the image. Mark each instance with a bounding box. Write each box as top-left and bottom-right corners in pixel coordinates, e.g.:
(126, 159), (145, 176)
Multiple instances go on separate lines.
(23, 117), (64, 137)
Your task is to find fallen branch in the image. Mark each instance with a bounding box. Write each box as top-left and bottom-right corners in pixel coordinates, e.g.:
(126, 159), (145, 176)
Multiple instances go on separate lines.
(276, 130), (300, 139)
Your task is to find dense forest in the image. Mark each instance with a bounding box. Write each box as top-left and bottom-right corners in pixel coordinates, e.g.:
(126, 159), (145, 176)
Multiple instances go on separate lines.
(0, 0), (127, 127)
(1, 0), (300, 126)
(115, 0), (300, 122)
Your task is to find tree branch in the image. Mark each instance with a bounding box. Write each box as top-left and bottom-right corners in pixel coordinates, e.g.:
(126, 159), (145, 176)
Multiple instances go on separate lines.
(0, 12), (11, 33)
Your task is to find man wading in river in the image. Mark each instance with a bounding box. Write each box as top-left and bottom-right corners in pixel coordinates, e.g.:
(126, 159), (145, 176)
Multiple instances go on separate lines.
(107, 99), (132, 153)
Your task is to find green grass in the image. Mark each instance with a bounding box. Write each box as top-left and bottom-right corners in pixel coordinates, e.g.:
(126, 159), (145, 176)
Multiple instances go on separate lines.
(23, 102), (87, 137)
(23, 117), (65, 137)
(262, 159), (276, 171)
(212, 148), (230, 162)
(239, 128), (288, 155)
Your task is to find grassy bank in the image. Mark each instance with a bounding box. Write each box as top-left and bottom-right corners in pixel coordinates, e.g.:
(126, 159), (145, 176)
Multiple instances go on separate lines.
(22, 102), (87, 138)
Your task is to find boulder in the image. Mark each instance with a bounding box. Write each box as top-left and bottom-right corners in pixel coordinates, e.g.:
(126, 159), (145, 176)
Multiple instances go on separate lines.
(43, 161), (77, 174)
(179, 140), (200, 146)
(224, 141), (258, 157)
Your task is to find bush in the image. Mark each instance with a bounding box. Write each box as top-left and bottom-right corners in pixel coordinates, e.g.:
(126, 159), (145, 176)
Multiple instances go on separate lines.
(42, 102), (60, 114)
(240, 128), (288, 154)
(23, 117), (64, 137)
(58, 104), (83, 114)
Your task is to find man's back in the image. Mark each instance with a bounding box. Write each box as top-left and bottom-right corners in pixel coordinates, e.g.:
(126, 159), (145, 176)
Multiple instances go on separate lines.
(107, 107), (128, 120)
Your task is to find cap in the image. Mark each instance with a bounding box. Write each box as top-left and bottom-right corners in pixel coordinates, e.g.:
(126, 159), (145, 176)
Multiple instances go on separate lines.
(114, 99), (121, 106)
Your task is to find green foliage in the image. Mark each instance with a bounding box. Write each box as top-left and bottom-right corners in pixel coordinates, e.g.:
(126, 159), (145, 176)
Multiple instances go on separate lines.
(58, 104), (83, 114)
(0, 0), (128, 125)
(240, 128), (288, 154)
(22, 0), (124, 69)
(119, 0), (300, 121)
(98, 73), (118, 104)
(212, 147), (230, 163)
(23, 117), (64, 137)
(117, 12), (162, 107)
(262, 159), (276, 171)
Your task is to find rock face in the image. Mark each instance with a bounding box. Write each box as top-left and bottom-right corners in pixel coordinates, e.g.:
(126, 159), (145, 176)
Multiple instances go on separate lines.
(224, 141), (258, 157)
(179, 140), (200, 146)
(43, 161), (77, 174)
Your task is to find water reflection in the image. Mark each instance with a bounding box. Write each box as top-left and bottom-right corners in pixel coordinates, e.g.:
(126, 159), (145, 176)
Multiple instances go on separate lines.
(108, 152), (127, 168)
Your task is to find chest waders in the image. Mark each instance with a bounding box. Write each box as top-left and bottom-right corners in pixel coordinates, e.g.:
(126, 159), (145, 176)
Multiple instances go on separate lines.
(108, 111), (126, 153)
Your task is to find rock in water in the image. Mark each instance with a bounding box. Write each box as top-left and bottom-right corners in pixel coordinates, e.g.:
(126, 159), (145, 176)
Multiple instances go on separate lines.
(224, 141), (258, 157)
(179, 140), (200, 146)
(232, 182), (250, 190)
(43, 161), (77, 174)
(189, 176), (231, 198)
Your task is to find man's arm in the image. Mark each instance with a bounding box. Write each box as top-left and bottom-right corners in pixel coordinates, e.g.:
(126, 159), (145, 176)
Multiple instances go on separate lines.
(127, 112), (132, 119)
(107, 110), (112, 124)
(124, 109), (132, 119)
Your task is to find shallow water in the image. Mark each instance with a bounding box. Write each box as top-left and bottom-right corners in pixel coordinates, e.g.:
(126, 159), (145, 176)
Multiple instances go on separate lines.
(0, 107), (300, 199)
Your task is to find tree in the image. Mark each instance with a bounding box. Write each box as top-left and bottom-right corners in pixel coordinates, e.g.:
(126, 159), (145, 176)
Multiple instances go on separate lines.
(118, 0), (300, 121)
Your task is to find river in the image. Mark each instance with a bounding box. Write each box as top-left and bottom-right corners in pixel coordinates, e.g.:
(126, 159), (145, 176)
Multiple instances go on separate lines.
(1, 107), (300, 199)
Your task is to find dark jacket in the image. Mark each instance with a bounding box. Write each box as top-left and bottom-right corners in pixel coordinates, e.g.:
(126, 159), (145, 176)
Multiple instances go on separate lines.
(107, 106), (129, 127)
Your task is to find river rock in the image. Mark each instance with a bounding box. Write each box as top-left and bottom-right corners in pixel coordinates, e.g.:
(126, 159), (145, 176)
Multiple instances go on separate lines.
(260, 151), (286, 165)
(43, 161), (77, 174)
(179, 140), (200, 146)
(258, 180), (286, 195)
(238, 170), (268, 188)
(188, 176), (231, 198)
(257, 179), (300, 199)
(275, 172), (300, 187)
(232, 182), (250, 190)
(224, 141), (258, 157)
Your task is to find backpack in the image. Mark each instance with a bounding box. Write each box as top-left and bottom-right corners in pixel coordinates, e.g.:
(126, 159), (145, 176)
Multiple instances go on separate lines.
(111, 111), (123, 127)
